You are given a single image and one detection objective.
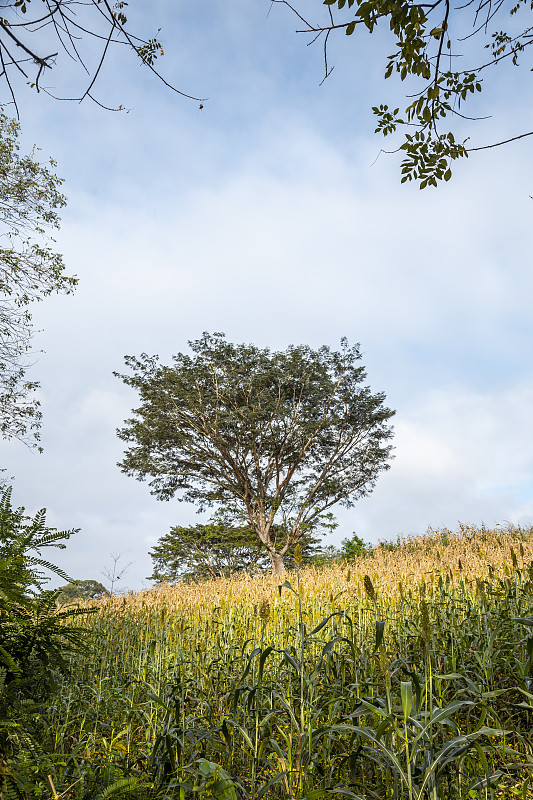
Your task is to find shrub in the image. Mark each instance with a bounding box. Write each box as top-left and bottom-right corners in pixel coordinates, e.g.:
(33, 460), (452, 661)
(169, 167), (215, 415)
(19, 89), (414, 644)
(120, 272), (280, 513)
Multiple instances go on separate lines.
(338, 531), (373, 560)
(57, 579), (107, 603)
(0, 488), (90, 793)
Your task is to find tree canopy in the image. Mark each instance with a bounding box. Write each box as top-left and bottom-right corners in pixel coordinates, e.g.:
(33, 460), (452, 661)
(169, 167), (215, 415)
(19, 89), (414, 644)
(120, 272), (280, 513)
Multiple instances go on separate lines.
(148, 514), (334, 583)
(0, 111), (76, 449)
(57, 579), (107, 603)
(148, 522), (270, 583)
(277, 0), (533, 186)
(116, 333), (394, 574)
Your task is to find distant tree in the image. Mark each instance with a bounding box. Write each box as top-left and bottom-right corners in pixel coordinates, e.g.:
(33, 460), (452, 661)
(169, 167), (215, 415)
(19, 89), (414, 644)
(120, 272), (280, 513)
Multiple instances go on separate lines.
(57, 579), (107, 603)
(149, 513), (336, 582)
(101, 551), (133, 594)
(276, 0), (533, 186)
(149, 521), (270, 583)
(338, 531), (373, 561)
(0, 0), (205, 113)
(0, 111), (76, 449)
(116, 333), (394, 574)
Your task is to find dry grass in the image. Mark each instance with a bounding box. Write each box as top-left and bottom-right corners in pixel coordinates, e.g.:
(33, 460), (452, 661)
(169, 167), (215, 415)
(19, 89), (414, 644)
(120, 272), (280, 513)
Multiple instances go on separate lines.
(42, 522), (533, 800)
(97, 522), (533, 614)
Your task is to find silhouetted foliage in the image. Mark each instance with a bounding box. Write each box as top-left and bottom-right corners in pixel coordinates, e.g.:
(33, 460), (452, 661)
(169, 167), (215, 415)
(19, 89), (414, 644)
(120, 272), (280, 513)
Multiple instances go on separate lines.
(276, 0), (533, 185)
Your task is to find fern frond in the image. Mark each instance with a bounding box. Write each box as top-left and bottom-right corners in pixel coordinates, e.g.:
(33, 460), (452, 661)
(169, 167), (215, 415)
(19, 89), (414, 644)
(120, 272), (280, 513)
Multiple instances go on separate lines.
(98, 777), (148, 800)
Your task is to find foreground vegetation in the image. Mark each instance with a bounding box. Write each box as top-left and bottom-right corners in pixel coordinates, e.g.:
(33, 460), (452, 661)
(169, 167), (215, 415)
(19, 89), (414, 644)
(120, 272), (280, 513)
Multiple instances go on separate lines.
(4, 523), (533, 799)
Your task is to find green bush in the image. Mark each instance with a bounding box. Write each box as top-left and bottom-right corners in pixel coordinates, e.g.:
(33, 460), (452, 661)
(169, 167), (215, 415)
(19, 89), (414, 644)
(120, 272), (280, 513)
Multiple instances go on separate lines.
(0, 487), (91, 795)
(57, 579), (107, 603)
(338, 531), (373, 560)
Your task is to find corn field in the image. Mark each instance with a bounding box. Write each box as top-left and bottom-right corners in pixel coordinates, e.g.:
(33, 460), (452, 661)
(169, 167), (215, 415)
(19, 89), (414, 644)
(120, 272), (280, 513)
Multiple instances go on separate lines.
(12, 524), (533, 799)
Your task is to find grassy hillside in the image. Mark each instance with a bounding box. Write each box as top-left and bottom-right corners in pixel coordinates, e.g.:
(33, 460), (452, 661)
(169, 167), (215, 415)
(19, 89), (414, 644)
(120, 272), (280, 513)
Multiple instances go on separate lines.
(6, 524), (533, 799)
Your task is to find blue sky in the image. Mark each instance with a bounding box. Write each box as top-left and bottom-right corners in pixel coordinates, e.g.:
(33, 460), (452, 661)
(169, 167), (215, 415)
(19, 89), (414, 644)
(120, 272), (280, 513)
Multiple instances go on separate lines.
(3, 1), (533, 590)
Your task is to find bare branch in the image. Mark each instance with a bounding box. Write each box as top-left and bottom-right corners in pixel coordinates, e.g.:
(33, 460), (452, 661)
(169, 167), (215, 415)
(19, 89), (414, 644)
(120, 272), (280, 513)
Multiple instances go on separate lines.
(467, 128), (533, 151)
(0, 0), (207, 112)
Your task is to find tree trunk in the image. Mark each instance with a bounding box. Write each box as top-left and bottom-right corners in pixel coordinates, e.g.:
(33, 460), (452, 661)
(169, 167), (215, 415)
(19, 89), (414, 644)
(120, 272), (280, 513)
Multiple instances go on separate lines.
(269, 550), (285, 575)
(253, 515), (286, 575)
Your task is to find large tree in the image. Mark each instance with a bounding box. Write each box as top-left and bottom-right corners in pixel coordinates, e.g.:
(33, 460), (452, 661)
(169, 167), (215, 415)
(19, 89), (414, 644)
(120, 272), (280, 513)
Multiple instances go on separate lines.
(276, 0), (533, 186)
(115, 333), (394, 574)
(0, 110), (76, 449)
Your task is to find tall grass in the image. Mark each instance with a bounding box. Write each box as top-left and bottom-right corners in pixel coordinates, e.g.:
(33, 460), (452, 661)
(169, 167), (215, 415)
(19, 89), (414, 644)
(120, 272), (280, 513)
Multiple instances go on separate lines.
(18, 524), (533, 799)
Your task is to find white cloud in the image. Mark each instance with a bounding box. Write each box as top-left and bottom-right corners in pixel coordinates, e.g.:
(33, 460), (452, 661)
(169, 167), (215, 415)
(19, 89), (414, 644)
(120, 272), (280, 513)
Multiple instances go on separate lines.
(352, 379), (533, 544)
(3, 4), (533, 588)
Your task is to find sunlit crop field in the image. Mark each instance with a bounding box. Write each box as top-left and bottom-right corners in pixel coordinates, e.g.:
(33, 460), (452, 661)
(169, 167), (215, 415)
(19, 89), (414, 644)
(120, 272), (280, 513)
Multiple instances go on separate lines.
(40, 524), (533, 799)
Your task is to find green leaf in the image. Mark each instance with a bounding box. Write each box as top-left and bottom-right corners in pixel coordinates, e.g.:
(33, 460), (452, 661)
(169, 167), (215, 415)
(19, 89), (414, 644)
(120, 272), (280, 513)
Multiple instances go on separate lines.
(308, 611), (344, 637)
(254, 771), (291, 800)
(401, 681), (413, 720)
(279, 580), (297, 596)
(373, 620), (385, 652)
(283, 648), (301, 673)
(258, 646), (275, 682)
(467, 771), (505, 792)
(99, 778), (147, 800)
(514, 617), (533, 627)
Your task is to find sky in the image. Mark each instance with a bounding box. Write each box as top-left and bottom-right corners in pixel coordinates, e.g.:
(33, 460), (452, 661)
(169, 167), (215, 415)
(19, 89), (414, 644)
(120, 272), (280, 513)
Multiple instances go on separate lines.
(2, 0), (533, 591)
